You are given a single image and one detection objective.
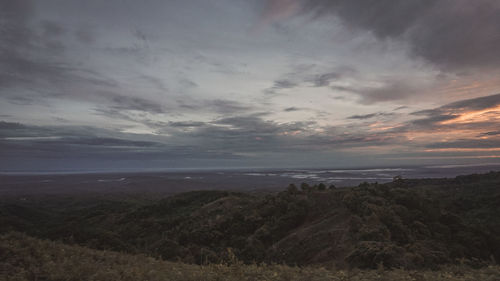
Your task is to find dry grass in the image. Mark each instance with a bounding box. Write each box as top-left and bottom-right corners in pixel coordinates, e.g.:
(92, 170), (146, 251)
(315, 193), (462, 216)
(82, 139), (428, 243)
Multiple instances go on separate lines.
(2, 232), (500, 281)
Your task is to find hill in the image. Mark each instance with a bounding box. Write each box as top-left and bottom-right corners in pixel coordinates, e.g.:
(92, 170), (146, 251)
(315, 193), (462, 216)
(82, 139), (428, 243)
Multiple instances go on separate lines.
(1, 171), (500, 270)
(2, 232), (500, 281)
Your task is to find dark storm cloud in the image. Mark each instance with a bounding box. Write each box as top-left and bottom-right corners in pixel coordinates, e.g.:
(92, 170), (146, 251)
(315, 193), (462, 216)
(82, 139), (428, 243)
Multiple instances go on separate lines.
(0, 120), (57, 138)
(93, 98), (257, 132)
(264, 65), (356, 96)
(440, 93), (500, 112)
(478, 131), (500, 137)
(393, 93), (500, 134)
(207, 99), (254, 114)
(168, 121), (206, 128)
(347, 113), (376, 120)
(426, 139), (500, 149)
(273, 79), (298, 89)
(0, 0), (164, 115)
(394, 106), (409, 111)
(6, 95), (39, 105)
(0, 118), (318, 168)
(93, 108), (137, 123)
(0, 51), (67, 88)
(0, 121), (238, 164)
(300, 0), (436, 38)
(327, 79), (422, 104)
(0, 0), (164, 117)
(139, 75), (169, 92)
(135, 113), (323, 154)
(284, 107), (302, 112)
(347, 112), (394, 120)
(0, 121), (25, 130)
(0, 0), (69, 88)
(312, 72), (341, 87)
(179, 78), (198, 89)
(213, 115), (283, 133)
(263, 79), (298, 95)
(409, 114), (458, 128)
(356, 80), (420, 104)
(309, 66), (356, 87)
(105, 93), (165, 113)
(74, 25), (96, 44)
(33, 136), (158, 148)
(177, 99), (254, 115)
(40, 20), (65, 37)
(0, 0), (34, 45)
(412, 93), (500, 118)
(409, 0), (500, 71)
(280, 0), (500, 71)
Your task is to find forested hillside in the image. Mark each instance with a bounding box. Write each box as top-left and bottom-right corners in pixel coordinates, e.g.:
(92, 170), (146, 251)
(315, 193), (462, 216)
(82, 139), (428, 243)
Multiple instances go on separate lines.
(4, 232), (500, 281)
(1, 172), (500, 270)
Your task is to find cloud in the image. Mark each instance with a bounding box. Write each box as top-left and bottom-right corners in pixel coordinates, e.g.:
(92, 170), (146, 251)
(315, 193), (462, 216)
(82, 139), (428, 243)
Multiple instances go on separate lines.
(265, 0), (500, 72)
(263, 78), (301, 95)
(394, 106), (409, 111)
(0, 117), (311, 171)
(358, 81), (419, 104)
(177, 99), (254, 115)
(105, 92), (165, 113)
(347, 112), (394, 120)
(336, 79), (424, 104)
(0, 121), (241, 169)
(0, 0), (34, 46)
(283, 107), (302, 112)
(478, 131), (500, 137)
(409, 0), (500, 71)
(439, 93), (500, 112)
(168, 121), (206, 128)
(0, 121), (25, 130)
(0, 0), (71, 89)
(264, 65), (356, 96)
(300, 0), (436, 38)
(274, 79), (297, 89)
(411, 93), (500, 123)
(426, 139), (500, 149)
(2, 1), (499, 169)
(139, 75), (169, 92)
(312, 72), (341, 87)
(74, 25), (96, 44)
(40, 20), (66, 37)
(388, 93), (500, 137)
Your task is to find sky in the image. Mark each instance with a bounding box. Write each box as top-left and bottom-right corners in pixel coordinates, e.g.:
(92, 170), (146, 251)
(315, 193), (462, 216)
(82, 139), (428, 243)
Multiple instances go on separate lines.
(1, 0), (500, 171)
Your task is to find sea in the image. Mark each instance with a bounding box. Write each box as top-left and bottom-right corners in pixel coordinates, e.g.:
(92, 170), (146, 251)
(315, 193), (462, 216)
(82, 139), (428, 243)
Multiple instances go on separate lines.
(2, 163), (500, 195)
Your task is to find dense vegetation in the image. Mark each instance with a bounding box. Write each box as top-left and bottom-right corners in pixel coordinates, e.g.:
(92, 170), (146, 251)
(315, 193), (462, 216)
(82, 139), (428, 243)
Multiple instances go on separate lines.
(1, 171), (500, 272)
(3, 232), (500, 281)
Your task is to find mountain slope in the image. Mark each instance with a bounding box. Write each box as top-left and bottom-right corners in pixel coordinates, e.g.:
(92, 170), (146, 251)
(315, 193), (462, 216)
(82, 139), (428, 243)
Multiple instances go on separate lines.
(2, 232), (500, 281)
(1, 171), (500, 269)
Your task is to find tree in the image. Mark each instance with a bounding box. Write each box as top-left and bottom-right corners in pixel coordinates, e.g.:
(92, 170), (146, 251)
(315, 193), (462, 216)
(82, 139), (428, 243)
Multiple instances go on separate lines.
(286, 184), (298, 194)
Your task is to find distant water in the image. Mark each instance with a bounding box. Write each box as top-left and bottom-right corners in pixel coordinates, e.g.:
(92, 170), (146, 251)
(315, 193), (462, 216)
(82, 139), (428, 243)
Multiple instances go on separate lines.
(239, 163), (500, 186)
(2, 163), (500, 193)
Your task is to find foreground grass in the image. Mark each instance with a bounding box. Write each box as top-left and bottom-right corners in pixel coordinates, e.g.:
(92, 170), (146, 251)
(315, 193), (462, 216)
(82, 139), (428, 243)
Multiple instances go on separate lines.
(2, 232), (499, 281)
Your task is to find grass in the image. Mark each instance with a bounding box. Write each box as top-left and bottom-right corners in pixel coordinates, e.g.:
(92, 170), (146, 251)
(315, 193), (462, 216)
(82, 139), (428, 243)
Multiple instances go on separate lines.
(2, 232), (500, 281)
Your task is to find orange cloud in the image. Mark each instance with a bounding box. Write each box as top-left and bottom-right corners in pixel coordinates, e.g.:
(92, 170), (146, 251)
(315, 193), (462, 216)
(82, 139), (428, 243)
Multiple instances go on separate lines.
(424, 148), (500, 152)
(440, 105), (500, 125)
